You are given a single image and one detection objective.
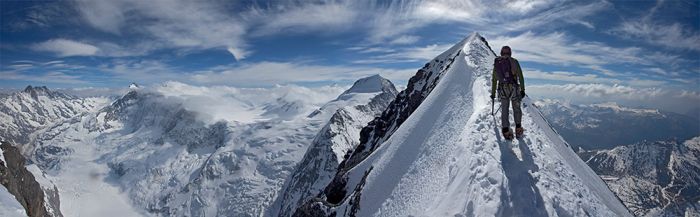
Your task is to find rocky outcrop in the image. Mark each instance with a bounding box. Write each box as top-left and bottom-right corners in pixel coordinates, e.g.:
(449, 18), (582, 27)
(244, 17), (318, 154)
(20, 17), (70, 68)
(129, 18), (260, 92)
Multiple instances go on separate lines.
(0, 142), (62, 217)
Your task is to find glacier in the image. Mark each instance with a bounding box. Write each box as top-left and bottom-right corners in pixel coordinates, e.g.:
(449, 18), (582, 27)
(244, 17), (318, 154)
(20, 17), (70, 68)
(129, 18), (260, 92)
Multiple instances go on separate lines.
(15, 76), (395, 217)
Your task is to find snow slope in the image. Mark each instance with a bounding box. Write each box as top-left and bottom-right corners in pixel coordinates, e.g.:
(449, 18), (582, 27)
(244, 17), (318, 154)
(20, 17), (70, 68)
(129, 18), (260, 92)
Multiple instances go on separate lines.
(269, 76), (397, 217)
(295, 33), (631, 216)
(25, 76), (394, 217)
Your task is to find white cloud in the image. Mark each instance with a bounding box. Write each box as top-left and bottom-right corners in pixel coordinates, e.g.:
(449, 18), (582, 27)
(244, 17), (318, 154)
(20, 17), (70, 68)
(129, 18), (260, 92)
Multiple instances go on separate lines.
(489, 32), (644, 67)
(389, 35), (421, 45)
(189, 61), (416, 86)
(73, 0), (125, 34)
(249, 2), (358, 36)
(353, 43), (453, 64)
(526, 69), (620, 84)
(413, 0), (485, 21)
(33, 0), (605, 59)
(60, 87), (128, 97)
(607, 0), (700, 51)
(227, 47), (250, 61)
(496, 1), (610, 32)
(0, 70), (86, 84)
(153, 81), (347, 123)
(611, 20), (700, 51)
(505, 0), (557, 14)
(71, 0), (249, 58)
(528, 83), (700, 114)
(31, 39), (99, 57)
(524, 68), (667, 87)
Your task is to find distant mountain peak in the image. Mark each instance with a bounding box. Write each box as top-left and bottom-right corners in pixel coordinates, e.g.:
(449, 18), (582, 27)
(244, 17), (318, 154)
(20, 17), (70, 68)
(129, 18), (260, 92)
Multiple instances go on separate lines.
(21, 85), (69, 99)
(341, 74), (397, 95)
(23, 85), (50, 94)
(129, 83), (140, 90)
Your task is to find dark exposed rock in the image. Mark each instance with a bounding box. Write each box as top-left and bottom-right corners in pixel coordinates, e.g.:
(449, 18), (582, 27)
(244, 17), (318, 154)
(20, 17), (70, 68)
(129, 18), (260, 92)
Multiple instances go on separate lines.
(0, 141), (63, 217)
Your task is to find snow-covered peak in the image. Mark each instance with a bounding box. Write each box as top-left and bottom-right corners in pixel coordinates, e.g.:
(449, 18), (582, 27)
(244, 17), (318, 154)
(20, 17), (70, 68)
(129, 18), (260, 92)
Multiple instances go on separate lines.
(0, 86), (107, 145)
(128, 83), (140, 90)
(310, 76), (397, 119)
(294, 32), (631, 216)
(23, 85), (50, 94)
(341, 74), (396, 95)
(21, 85), (71, 99)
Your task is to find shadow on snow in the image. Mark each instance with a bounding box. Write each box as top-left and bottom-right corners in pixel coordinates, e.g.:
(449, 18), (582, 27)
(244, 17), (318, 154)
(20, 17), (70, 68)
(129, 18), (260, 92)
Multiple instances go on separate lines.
(492, 115), (547, 217)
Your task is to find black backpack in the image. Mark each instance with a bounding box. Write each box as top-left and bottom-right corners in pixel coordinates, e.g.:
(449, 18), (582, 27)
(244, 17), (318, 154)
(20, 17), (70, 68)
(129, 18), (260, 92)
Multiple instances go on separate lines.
(495, 57), (517, 84)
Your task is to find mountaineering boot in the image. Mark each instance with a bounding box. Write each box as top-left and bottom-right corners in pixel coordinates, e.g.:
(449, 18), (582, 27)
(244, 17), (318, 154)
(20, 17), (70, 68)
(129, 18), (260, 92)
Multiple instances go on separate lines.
(502, 127), (514, 140)
(515, 124), (524, 138)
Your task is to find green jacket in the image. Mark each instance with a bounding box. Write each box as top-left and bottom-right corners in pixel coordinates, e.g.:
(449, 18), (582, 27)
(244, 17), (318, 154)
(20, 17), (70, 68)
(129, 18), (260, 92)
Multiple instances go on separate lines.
(491, 56), (525, 96)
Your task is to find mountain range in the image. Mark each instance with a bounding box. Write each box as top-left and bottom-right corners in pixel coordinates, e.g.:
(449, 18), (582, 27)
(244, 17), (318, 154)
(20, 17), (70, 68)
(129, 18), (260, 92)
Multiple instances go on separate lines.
(2, 32), (697, 217)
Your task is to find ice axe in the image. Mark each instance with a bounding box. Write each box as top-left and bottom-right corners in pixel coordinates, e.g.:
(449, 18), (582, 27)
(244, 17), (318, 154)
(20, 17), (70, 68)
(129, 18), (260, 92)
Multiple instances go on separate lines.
(491, 97), (494, 116)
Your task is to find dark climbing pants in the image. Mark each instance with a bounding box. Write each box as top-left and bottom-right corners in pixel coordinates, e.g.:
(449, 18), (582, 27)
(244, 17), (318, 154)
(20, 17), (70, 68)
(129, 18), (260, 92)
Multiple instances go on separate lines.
(498, 84), (522, 129)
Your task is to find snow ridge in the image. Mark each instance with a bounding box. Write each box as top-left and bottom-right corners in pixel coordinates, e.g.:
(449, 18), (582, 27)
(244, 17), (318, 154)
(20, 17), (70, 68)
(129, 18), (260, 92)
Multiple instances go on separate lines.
(268, 76), (397, 217)
(294, 33), (632, 217)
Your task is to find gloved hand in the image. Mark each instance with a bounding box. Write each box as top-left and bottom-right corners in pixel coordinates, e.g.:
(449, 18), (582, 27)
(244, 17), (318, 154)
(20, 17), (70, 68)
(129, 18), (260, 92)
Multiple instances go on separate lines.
(490, 94), (495, 99)
(520, 90), (525, 99)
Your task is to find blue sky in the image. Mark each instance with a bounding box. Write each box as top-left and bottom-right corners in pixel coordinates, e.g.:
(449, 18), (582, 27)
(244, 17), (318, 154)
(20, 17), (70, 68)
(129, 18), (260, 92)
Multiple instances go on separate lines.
(1, 0), (699, 113)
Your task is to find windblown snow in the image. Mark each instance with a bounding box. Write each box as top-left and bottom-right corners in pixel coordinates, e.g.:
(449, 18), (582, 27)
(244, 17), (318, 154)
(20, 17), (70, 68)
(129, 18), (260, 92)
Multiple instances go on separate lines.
(296, 33), (632, 217)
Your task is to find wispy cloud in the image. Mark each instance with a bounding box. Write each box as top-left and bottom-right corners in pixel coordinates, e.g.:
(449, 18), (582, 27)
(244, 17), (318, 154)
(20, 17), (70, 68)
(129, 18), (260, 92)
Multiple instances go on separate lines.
(608, 0), (700, 51)
(496, 1), (610, 32)
(31, 39), (99, 57)
(525, 68), (668, 87)
(154, 81), (348, 123)
(70, 0), (249, 59)
(21, 0), (607, 60)
(488, 32), (644, 67)
(353, 43), (452, 64)
(0, 70), (86, 84)
(189, 61), (416, 86)
(610, 20), (700, 51)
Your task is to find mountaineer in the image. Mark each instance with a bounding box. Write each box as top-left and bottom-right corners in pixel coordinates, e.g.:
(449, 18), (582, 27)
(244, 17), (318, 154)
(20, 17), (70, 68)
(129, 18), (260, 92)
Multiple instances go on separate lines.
(491, 46), (525, 140)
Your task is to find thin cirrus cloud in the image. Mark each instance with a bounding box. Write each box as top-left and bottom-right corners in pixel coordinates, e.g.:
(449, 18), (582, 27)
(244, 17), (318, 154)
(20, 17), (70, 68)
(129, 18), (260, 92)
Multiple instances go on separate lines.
(607, 0), (700, 52)
(0, 70), (86, 84)
(610, 20), (700, 51)
(188, 61), (417, 86)
(488, 32), (645, 67)
(31, 39), (99, 57)
(70, 0), (249, 60)
(524, 68), (668, 87)
(59, 0), (579, 58)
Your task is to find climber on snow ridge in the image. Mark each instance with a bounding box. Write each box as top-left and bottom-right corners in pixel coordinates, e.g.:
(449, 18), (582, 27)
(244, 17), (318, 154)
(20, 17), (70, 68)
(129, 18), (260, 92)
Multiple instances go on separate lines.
(490, 46), (525, 140)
